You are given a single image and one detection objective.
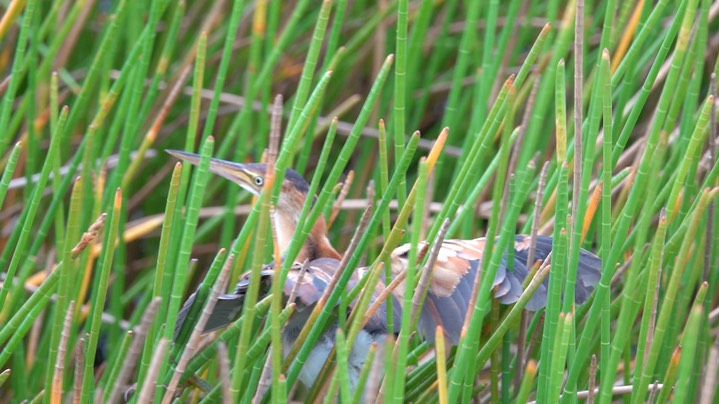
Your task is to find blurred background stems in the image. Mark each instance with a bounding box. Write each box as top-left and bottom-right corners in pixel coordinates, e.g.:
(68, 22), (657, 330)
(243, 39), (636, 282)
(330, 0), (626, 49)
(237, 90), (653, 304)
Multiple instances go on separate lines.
(0, 0), (717, 402)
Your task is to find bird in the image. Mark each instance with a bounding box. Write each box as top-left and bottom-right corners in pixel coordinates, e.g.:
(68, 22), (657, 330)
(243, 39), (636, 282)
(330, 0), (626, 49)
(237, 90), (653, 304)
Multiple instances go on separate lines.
(167, 150), (602, 392)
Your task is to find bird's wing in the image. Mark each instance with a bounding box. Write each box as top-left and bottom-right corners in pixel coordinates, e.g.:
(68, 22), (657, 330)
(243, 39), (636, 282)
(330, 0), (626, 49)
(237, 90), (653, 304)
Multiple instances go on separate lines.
(175, 267), (274, 335)
(175, 266), (274, 338)
(389, 239), (483, 345)
(282, 257), (347, 309)
(389, 235), (602, 345)
(512, 235), (602, 309)
(176, 258), (355, 336)
(285, 258), (402, 336)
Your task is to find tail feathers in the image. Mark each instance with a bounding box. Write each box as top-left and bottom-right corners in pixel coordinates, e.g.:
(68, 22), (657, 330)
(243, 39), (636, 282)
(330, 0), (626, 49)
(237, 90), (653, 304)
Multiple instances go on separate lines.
(174, 269), (274, 339)
(174, 292), (198, 338)
(174, 292), (246, 338)
(201, 294), (246, 332)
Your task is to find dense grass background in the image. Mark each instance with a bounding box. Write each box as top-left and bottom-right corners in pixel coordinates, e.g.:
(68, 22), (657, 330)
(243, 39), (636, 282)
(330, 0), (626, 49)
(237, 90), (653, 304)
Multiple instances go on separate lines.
(0, 0), (718, 402)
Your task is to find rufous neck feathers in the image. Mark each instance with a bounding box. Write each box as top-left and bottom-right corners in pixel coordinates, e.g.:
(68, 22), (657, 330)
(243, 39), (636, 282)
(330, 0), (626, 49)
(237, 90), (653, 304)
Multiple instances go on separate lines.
(274, 208), (341, 262)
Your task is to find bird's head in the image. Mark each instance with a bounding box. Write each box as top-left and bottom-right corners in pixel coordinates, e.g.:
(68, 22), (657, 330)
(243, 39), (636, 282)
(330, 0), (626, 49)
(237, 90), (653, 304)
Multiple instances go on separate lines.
(166, 150), (309, 204)
(166, 150), (340, 261)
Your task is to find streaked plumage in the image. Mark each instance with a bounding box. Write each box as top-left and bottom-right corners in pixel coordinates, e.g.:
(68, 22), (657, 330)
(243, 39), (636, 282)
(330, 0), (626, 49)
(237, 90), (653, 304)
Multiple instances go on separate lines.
(168, 150), (603, 391)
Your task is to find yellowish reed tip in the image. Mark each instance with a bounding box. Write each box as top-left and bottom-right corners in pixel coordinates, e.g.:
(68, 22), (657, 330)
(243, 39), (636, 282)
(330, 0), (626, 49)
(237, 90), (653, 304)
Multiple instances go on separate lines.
(114, 188), (123, 206)
(670, 346), (682, 363)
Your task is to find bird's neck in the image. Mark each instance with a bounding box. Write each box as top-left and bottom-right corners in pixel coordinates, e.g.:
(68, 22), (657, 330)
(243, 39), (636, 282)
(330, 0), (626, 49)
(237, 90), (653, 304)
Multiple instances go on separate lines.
(274, 208), (341, 262)
(305, 218), (342, 260)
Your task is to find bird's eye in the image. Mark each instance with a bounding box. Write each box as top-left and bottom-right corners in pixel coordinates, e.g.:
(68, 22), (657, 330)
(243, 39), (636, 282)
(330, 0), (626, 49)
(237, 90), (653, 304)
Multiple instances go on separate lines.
(254, 176), (264, 186)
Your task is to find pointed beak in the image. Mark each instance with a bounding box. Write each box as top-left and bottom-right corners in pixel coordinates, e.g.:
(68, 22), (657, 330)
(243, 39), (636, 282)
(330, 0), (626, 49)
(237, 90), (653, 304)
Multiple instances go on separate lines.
(166, 149), (261, 195)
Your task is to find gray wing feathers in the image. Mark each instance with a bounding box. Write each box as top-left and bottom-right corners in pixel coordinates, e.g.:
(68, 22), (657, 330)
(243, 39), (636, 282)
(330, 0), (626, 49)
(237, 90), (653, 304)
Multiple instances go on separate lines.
(202, 294), (247, 332)
(417, 235), (602, 343)
(495, 257), (524, 305)
(416, 260), (479, 345)
(507, 235), (601, 310)
(174, 269), (273, 339)
(362, 295), (403, 337)
(174, 237), (602, 346)
(175, 291), (246, 337)
(175, 291), (197, 338)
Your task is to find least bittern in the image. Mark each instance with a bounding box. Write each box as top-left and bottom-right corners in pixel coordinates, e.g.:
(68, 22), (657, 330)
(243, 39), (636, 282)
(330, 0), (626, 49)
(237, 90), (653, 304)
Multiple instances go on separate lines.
(168, 150), (601, 391)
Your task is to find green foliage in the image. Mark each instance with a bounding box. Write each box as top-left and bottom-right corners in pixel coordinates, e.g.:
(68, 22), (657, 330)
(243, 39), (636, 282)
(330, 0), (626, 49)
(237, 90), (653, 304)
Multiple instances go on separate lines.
(0, 0), (718, 402)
